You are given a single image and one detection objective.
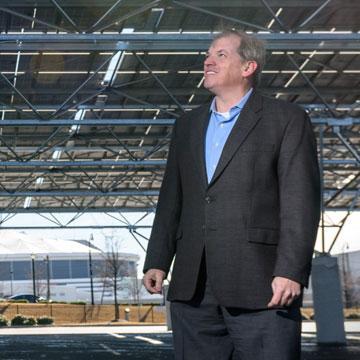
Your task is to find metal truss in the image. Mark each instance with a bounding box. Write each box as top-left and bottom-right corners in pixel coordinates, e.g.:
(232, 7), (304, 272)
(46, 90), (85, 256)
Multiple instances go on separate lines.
(0, 33), (359, 51)
(0, 0), (359, 255)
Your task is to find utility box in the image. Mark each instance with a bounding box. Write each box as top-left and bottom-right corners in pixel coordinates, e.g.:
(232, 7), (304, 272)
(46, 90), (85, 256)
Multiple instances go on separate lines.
(311, 255), (346, 345)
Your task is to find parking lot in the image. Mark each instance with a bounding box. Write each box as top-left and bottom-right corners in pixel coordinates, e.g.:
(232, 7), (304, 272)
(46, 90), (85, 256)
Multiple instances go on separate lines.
(0, 333), (173, 360)
(0, 325), (359, 360)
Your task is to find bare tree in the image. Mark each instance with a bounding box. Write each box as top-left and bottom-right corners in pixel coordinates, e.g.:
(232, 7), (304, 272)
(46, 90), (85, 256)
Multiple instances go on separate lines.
(101, 239), (127, 321)
(35, 260), (48, 298)
(342, 274), (360, 308)
(122, 264), (142, 321)
(24, 259), (47, 298)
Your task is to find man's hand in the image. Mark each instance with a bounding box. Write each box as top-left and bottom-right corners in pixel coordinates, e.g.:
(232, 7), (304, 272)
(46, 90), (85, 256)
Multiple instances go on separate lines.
(143, 269), (166, 294)
(267, 276), (301, 308)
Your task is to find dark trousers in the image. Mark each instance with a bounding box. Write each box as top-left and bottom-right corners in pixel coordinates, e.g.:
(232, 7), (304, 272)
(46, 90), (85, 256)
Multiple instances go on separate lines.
(170, 260), (301, 360)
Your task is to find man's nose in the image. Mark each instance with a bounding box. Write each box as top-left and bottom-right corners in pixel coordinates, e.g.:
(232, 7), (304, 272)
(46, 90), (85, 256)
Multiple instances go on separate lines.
(204, 55), (214, 66)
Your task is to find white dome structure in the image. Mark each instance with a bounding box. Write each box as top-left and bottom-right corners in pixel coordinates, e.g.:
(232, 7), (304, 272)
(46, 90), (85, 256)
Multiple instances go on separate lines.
(0, 230), (101, 257)
(0, 231), (140, 304)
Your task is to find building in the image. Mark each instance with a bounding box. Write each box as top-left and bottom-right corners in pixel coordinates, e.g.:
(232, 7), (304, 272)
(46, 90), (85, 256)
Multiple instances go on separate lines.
(0, 230), (141, 303)
(337, 250), (360, 308)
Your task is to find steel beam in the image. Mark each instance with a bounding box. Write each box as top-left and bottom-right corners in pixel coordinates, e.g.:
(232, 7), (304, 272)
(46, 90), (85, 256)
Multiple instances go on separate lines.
(50, 55), (113, 118)
(0, 207), (155, 213)
(0, 190), (160, 197)
(1, 33), (359, 51)
(0, 159), (358, 167)
(0, 225), (153, 229)
(8, 1), (333, 7)
(133, 52), (186, 113)
(0, 160), (166, 167)
(110, 88), (182, 118)
(0, 207), (358, 222)
(94, 0), (161, 33)
(0, 6), (70, 33)
(325, 173), (360, 207)
(322, 160), (359, 166)
(334, 128), (360, 164)
(50, 0), (81, 33)
(311, 118), (360, 126)
(0, 167), (163, 173)
(294, 0), (332, 31)
(1, 164), (352, 176)
(0, 72), (44, 119)
(0, 118), (174, 126)
(0, 189), (357, 198)
(1, 87), (359, 97)
(172, 0), (269, 32)
(260, 0), (290, 32)
(0, 103), (358, 112)
(0, 117), (359, 126)
(87, 0), (124, 32)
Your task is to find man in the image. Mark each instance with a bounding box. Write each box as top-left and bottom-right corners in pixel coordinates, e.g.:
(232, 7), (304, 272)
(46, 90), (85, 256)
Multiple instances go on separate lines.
(143, 30), (320, 360)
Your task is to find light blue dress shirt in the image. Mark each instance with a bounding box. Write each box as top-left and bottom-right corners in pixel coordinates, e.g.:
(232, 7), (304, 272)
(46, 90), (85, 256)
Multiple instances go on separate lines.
(205, 88), (253, 183)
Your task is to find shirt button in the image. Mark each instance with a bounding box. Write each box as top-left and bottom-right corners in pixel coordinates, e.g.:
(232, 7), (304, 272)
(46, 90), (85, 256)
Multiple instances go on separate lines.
(220, 123), (224, 128)
(215, 142), (219, 147)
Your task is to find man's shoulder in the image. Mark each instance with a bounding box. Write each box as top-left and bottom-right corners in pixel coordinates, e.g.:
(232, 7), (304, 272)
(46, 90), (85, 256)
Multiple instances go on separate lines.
(259, 92), (305, 116)
(187, 102), (211, 117)
(175, 102), (210, 125)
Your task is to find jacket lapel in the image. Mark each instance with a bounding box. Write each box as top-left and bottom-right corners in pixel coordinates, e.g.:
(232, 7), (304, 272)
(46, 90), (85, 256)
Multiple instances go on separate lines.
(190, 104), (211, 189)
(208, 91), (263, 187)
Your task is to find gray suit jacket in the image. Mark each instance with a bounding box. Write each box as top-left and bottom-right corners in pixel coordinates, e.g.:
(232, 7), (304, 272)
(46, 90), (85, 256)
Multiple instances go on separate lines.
(144, 91), (320, 309)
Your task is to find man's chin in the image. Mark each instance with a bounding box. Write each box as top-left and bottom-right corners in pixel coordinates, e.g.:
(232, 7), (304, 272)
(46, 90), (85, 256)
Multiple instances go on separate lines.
(203, 83), (215, 93)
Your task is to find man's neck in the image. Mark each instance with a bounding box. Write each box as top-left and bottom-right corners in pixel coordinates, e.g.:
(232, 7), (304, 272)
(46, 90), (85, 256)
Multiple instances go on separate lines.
(214, 86), (252, 113)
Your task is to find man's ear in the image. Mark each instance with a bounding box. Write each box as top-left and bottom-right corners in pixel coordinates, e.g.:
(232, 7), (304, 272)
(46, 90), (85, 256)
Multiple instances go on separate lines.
(243, 61), (258, 78)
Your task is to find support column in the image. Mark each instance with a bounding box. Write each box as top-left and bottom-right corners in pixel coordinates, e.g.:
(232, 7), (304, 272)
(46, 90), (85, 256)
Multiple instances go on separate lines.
(311, 255), (346, 345)
(164, 284), (171, 331)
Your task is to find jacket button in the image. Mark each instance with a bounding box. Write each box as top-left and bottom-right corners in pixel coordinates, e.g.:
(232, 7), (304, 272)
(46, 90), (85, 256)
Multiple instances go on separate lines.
(205, 196), (212, 203)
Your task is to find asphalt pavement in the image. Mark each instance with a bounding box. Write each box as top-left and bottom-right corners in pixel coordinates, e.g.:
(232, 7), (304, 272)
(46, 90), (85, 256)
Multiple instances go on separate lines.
(0, 324), (358, 359)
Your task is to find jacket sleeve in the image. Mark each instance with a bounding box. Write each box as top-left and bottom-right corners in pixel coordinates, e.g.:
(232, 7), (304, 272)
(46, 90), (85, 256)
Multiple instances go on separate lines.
(143, 119), (182, 275)
(273, 108), (320, 287)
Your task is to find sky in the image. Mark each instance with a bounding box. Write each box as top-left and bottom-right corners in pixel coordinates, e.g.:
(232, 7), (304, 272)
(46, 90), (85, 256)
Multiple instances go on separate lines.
(0, 210), (359, 275)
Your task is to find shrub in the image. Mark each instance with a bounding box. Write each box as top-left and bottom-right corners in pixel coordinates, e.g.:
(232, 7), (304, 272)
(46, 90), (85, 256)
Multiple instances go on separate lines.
(11, 314), (37, 326)
(70, 301), (87, 305)
(37, 316), (54, 325)
(11, 314), (28, 326)
(0, 315), (8, 327)
(24, 316), (36, 326)
(346, 313), (360, 319)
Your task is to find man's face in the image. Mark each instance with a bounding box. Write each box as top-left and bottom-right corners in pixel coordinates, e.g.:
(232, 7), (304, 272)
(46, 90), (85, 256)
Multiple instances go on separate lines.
(203, 35), (247, 94)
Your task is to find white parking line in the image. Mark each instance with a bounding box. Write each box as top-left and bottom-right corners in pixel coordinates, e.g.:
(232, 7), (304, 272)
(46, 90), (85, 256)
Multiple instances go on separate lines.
(99, 343), (121, 356)
(302, 333), (316, 338)
(347, 335), (360, 340)
(108, 333), (126, 339)
(0, 325), (168, 335)
(135, 335), (164, 345)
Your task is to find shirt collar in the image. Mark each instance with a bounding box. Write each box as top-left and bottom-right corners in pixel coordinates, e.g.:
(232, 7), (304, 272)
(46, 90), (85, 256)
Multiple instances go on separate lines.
(209, 87), (253, 118)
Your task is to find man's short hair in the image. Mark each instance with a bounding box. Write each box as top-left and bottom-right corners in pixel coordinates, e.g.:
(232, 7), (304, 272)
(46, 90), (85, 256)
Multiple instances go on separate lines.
(213, 30), (266, 87)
